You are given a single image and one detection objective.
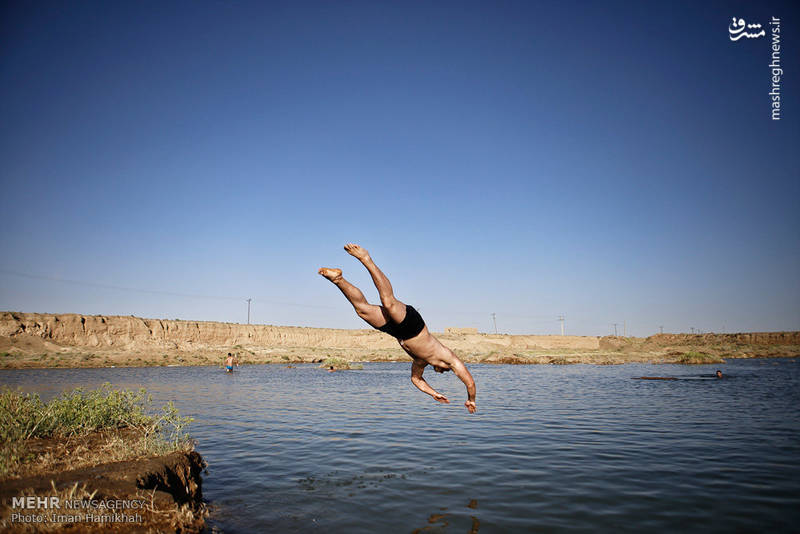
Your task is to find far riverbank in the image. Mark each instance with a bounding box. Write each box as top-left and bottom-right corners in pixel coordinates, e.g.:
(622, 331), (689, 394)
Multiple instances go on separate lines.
(2, 312), (798, 369)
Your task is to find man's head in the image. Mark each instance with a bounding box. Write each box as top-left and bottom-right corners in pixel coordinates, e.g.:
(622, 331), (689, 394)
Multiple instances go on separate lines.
(716, 370), (723, 378)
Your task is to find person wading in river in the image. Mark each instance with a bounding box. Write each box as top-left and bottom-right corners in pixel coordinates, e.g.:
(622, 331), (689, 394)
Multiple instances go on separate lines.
(225, 352), (238, 373)
(319, 243), (477, 413)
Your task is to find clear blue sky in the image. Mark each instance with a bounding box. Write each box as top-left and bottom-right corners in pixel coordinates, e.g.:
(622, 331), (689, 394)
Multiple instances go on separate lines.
(1, 1), (798, 336)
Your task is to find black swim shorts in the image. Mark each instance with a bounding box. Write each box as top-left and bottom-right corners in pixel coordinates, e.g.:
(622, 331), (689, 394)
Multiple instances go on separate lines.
(377, 305), (426, 341)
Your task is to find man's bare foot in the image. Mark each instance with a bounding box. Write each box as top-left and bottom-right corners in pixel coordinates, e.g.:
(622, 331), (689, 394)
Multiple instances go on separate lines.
(318, 267), (342, 282)
(344, 243), (370, 261)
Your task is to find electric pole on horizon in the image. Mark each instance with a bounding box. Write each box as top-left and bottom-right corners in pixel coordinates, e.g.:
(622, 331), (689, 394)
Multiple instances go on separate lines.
(491, 313), (497, 334)
(659, 325), (664, 334)
(558, 315), (565, 336)
(246, 298), (252, 325)
(612, 323), (619, 336)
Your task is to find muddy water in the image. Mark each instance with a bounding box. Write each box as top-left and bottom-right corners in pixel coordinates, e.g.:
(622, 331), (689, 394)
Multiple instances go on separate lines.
(2, 359), (799, 533)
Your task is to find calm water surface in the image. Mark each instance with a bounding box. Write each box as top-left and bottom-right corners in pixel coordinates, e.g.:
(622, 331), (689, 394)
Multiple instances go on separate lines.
(2, 359), (799, 533)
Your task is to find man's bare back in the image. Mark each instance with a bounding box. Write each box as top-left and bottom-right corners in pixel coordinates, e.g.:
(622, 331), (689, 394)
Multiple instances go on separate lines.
(225, 352), (238, 372)
(319, 244), (477, 413)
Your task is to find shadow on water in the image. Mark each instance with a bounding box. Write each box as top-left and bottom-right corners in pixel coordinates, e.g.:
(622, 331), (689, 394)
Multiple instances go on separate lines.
(411, 500), (480, 534)
(633, 372), (730, 381)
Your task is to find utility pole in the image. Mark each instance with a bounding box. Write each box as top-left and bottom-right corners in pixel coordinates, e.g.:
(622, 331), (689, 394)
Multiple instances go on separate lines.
(491, 313), (497, 334)
(690, 327), (695, 334)
(558, 315), (565, 336)
(623, 320), (627, 337)
(246, 298), (252, 325)
(612, 323), (619, 336)
(659, 325), (663, 334)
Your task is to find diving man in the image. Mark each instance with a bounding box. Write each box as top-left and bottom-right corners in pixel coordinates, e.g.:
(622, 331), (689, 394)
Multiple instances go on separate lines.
(319, 244), (477, 413)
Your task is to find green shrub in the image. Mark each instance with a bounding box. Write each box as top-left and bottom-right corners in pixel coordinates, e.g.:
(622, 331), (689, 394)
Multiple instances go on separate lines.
(676, 351), (724, 364)
(0, 384), (193, 476)
(319, 357), (363, 370)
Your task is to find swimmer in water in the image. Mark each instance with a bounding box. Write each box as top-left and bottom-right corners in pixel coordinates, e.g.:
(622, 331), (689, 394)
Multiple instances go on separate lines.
(319, 243), (477, 413)
(716, 370), (723, 378)
(225, 352), (238, 373)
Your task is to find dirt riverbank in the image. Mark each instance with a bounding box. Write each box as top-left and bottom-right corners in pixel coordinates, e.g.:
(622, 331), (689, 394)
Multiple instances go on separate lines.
(0, 428), (206, 533)
(1, 312), (798, 368)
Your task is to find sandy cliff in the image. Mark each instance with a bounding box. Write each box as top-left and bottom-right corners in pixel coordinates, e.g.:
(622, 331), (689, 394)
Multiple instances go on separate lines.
(1, 312), (798, 368)
(0, 311), (600, 353)
(0, 312), (400, 351)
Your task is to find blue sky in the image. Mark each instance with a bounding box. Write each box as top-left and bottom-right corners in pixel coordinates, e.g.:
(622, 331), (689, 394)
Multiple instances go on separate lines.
(1, 0), (798, 336)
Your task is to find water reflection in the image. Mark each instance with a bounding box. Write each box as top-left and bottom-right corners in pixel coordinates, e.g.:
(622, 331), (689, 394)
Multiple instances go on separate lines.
(411, 500), (479, 534)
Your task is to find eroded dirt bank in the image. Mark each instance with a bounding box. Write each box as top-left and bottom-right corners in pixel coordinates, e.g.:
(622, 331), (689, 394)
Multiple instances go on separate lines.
(1, 312), (798, 367)
(0, 431), (206, 533)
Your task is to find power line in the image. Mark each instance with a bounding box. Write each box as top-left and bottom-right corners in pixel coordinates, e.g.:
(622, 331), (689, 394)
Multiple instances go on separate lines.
(0, 269), (240, 300)
(422, 306), (568, 321)
(1, 269), (677, 335)
(0, 268), (335, 309)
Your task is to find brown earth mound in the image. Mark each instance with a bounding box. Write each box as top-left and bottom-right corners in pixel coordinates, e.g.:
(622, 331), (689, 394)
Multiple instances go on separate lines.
(644, 332), (800, 346)
(0, 442), (206, 533)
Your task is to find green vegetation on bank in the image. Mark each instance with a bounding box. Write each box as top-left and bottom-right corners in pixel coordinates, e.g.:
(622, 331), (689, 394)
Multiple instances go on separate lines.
(675, 351), (725, 364)
(0, 384), (193, 477)
(319, 357), (363, 370)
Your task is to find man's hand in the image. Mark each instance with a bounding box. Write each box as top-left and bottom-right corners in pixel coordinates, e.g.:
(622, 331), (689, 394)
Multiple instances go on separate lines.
(432, 392), (449, 404)
(464, 400), (477, 413)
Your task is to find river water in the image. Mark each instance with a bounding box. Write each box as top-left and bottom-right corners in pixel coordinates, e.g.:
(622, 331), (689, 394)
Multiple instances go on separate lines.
(1, 359), (798, 533)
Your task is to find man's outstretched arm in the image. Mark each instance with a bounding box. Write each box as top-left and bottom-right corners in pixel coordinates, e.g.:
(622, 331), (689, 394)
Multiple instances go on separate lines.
(410, 359), (449, 404)
(449, 356), (477, 413)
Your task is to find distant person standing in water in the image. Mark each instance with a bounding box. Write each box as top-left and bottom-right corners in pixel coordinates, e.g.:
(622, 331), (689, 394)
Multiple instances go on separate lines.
(319, 243), (477, 413)
(225, 352), (238, 373)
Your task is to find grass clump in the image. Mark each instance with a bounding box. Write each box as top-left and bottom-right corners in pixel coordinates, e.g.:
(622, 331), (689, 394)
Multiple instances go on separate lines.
(319, 357), (363, 370)
(675, 351), (725, 364)
(0, 384), (193, 477)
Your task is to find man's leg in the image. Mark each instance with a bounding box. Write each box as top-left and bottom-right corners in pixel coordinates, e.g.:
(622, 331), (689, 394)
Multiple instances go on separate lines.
(343, 244), (407, 323)
(318, 268), (390, 328)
